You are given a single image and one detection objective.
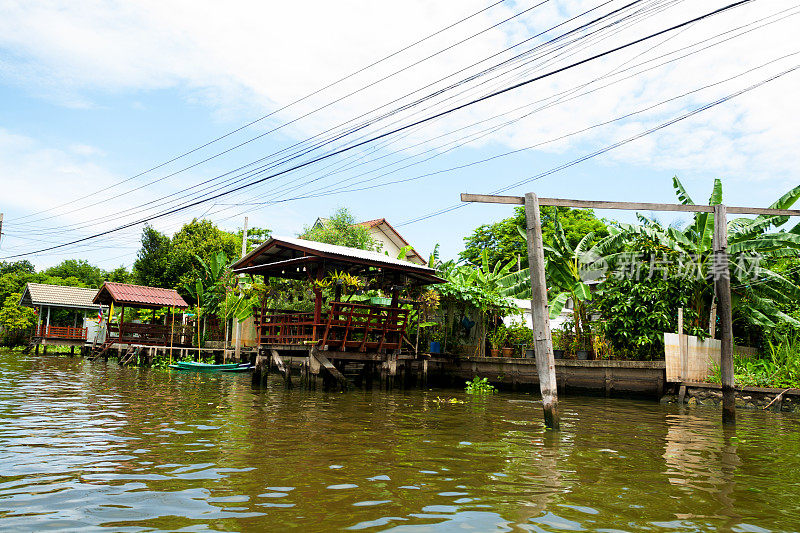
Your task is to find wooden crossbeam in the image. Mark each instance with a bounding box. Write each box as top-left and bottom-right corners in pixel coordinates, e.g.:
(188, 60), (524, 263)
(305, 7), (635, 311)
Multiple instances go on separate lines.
(461, 193), (800, 216)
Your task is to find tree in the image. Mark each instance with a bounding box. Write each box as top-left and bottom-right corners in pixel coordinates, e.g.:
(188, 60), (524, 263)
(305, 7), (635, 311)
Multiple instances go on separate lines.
(133, 225), (173, 288)
(605, 177), (800, 348)
(0, 260), (35, 276)
(300, 208), (378, 251)
(105, 266), (132, 283)
(460, 206), (608, 269)
(0, 293), (35, 347)
(168, 219), (239, 290)
(542, 216), (620, 348)
(234, 226), (272, 255)
(44, 259), (103, 288)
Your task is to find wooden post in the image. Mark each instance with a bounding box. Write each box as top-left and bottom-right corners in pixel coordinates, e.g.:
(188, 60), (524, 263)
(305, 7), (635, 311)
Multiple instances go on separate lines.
(169, 306), (175, 364)
(523, 192), (559, 429)
(235, 216), (248, 362)
(119, 305), (125, 346)
(714, 204), (735, 424)
(313, 264), (325, 341)
(709, 298), (717, 338)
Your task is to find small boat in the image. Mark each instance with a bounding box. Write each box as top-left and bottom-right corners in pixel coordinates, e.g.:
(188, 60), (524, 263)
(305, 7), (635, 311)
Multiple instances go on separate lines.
(176, 361), (241, 369)
(169, 361), (252, 373)
(221, 365), (253, 373)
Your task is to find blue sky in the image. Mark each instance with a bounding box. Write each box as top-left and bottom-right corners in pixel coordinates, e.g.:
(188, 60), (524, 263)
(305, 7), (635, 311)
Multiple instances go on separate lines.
(1, 0), (798, 270)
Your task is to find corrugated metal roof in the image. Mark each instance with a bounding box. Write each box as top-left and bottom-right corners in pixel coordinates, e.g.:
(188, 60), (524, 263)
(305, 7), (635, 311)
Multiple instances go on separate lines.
(94, 282), (189, 308)
(243, 236), (436, 272)
(20, 283), (100, 310)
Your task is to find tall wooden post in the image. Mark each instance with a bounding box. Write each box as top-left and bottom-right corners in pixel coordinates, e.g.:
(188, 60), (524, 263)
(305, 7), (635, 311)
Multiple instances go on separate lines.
(714, 204), (735, 424)
(313, 264), (325, 341)
(234, 216), (248, 361)
(523, 192), (559, 429)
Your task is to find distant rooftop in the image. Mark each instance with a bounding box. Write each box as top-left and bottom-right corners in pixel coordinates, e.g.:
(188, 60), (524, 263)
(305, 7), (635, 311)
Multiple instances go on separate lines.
(93, 282), (189, 309)
(19, 283), (101, 310)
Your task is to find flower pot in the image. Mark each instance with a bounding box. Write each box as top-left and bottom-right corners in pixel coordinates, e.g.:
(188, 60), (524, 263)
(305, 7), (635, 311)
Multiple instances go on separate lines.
(490, 348), (501, 357)
(429, 341), (441, 354)
(553, 349), (564, 359)
(502, 347), (514, 358)
(524, 349), (535, 359)
(576, 350), (589, 360)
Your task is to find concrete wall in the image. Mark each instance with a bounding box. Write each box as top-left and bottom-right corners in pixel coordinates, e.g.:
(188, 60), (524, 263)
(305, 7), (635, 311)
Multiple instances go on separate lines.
(435, 357), (666, 398)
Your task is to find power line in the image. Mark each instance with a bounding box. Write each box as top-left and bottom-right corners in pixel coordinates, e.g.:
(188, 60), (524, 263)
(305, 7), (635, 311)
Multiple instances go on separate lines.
(10, 0), (511, 223)
(9, 0), (648, 237)
(396, 64), (800, 227)
(0, 0), (759, 259)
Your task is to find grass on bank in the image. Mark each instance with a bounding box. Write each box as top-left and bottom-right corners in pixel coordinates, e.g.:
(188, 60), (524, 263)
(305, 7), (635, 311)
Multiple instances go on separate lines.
(710, 335), (800, 389)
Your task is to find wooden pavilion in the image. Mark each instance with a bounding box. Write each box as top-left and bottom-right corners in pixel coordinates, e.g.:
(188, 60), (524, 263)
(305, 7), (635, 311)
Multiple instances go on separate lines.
(231, 236), (445, 388)
(19, 282), (103, 352)
(92, 282), (192, 357)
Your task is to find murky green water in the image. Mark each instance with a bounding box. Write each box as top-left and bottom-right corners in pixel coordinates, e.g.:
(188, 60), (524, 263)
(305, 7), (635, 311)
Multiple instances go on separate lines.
(1, 351), (799, 532)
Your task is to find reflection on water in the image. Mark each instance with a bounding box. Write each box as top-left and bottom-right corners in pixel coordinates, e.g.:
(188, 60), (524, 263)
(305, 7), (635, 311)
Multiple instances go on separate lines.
(0, 352), (799, 532)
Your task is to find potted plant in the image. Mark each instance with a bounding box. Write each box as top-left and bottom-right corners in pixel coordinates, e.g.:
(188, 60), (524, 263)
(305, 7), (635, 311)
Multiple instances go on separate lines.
(551, 329), (565, 359)
(573, 330), (590, 360)
(488, 326), (506, 357)
(429, 326), (444, 354)
(502, 322), (519, 357)
(520, 326), (535, 359)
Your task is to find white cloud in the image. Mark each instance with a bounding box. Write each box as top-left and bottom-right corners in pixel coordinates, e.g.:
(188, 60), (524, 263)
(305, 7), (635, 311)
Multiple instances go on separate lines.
(0, 0), (799, 261)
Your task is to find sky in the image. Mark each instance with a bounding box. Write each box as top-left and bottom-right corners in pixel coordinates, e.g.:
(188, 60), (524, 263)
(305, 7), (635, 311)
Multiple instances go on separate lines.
(0, 0), (798, 271)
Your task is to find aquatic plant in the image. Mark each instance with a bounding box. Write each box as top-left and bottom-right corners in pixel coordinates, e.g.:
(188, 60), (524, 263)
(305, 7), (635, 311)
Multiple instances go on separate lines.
(465, 376), (496, 394)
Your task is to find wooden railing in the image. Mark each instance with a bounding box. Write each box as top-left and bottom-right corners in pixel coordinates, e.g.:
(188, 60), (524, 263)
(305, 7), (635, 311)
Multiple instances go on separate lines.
(35, 325), (88, 340)
(254, 302), (409, 353)
(254, 308), (324, 345)
(321, 302), (408, 352)
(107, 322), (195, 347)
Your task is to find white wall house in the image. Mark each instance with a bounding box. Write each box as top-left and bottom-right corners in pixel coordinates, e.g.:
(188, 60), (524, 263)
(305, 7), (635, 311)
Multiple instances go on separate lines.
(311, 217), (427, 265)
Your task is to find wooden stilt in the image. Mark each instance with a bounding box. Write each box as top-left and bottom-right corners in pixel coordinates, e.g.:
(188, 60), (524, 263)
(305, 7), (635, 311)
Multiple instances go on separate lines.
(270, 349), (292, 388)
(524, 193), (559, 429)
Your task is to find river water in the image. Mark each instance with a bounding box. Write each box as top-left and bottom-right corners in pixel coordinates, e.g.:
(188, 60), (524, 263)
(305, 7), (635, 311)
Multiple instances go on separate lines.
(1, 351), (799, 532)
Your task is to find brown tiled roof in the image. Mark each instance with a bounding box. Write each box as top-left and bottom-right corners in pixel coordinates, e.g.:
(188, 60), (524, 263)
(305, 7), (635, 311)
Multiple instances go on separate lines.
(356, 218), (386, 229)
(19, 283), (100, 310)
(93, 282), (188, 309)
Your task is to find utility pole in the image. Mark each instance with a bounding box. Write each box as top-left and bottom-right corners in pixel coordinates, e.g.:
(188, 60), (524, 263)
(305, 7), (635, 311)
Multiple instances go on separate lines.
(234, 216), (248, 362)
(714, 205), (735, 424)
(0, 213), (4, 250)
(523, 193), (560, 429)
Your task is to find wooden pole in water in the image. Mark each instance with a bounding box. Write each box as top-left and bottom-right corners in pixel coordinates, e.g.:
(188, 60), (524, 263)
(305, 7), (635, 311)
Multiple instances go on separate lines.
(523, 193), (559, 430)
(714, 204), (735, 424)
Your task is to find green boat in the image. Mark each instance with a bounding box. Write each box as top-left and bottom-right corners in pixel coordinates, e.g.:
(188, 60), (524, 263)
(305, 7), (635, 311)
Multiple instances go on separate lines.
(177, 361), (240, 369)
(169, 361), (251, 372)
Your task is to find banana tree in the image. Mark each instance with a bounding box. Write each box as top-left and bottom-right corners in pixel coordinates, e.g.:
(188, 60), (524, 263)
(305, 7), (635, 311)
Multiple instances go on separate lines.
(436, 251), (521, 355)
(612, 177), (800, 332)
